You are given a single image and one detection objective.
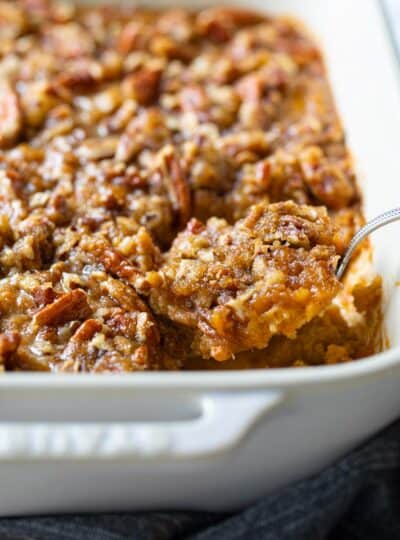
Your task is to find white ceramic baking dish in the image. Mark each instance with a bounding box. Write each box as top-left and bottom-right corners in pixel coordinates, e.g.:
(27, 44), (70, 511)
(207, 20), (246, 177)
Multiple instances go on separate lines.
(0, 0), (400, 517)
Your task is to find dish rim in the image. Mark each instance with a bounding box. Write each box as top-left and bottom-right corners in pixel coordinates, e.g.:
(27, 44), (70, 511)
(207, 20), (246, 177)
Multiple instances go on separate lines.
(1, 345), (399, 387)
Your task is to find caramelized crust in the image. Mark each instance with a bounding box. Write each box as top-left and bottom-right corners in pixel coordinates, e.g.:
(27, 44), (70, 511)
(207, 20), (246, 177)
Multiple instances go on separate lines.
(0, 2), (361, 244)
(0, 228), (162, 372)
(0, 1), (382, 371)
(150, 202), (341, 361)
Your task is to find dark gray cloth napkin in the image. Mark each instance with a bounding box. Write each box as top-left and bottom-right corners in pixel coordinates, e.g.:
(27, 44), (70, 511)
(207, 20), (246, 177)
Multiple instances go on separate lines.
(1, 419), (400, 540)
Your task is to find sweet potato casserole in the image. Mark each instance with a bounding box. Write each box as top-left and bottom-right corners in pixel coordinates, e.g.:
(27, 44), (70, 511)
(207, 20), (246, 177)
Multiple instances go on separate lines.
(0, 1), (382, 372)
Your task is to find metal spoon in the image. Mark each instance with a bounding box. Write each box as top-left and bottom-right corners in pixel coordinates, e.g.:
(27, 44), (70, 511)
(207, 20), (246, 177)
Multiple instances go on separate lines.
(336, 207), (400, 280)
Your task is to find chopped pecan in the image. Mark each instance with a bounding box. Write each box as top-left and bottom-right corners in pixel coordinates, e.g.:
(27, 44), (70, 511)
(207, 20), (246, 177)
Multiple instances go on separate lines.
(236, 74), (264, 102)
(33, 285), (56, 307)
(117, 21), (148, 54)
(180, 85), (209, 112)
(16, 216), (54, 269)
(0, 332), (20, 367)
(304, 163), (355, 209)
(0, 2), (28, 39)
(0, 216), (55, 273)
(116, 109), (169, 162)
(150, 35), (195, 62)
(77, 137), (118, 162)
(33, 289), (91, 326)
(71, 319), (102, 342)
(196, 7), (264, 42)
(187, 218), (205, 235)
(95, 243), (142, 283)
(20, 81), (58, 128)
(43, 22), (95, 58)
(53, 70), (96, 91)
(0, 83), (22, 149)
(101, 277), (153, 316)
(219, 130), (270, 158)
(132, 344), (149, 366)
(299, 147), (355, 209)
(122, 67), (162, 106)
(159, 146), (191, 228)
(255, 160), (271, 189)
(156, 9), (193, 41)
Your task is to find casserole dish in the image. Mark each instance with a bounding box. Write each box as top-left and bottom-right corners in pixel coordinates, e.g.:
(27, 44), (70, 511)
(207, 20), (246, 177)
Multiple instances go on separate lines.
(0, 0), (400, 516)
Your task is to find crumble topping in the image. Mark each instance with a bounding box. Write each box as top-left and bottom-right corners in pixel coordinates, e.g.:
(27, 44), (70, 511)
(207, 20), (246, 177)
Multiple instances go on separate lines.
(0, 1), (381, 371)
(149, 201), (341, 361)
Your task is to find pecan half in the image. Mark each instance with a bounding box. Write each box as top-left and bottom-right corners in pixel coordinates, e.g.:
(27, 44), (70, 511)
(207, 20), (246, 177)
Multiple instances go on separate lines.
(33, 289), (91, 326)
(70, 319), (102, 342)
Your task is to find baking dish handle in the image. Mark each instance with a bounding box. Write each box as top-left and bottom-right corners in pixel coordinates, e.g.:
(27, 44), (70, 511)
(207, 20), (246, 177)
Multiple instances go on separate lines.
(0, 391), (283, 460)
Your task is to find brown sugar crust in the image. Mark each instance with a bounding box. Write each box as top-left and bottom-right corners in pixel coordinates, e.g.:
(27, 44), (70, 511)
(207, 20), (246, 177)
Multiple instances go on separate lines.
(150, 201), (341, 361)
(0, 228), (161, 372)
(0, 1), (381, 370)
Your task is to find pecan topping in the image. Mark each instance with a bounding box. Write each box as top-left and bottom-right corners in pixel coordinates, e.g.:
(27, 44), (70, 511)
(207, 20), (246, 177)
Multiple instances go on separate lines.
(159, 146), (191, 228)
(0, 1), (381, 372)
(33, 289), (91, 326)
(71, 319), (102, 342)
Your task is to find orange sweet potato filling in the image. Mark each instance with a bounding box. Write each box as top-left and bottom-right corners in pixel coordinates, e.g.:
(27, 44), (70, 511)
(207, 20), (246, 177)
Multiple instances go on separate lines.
(150, 201), (341, 361)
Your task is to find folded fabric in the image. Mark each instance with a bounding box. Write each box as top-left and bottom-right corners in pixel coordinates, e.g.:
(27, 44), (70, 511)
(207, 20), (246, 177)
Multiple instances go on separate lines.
(0, 419), (399, 540)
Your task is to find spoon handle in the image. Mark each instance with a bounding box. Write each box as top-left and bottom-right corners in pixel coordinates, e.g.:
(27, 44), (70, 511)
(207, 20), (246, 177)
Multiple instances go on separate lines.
(336, 207), (400, 280)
